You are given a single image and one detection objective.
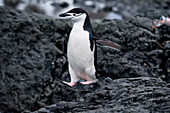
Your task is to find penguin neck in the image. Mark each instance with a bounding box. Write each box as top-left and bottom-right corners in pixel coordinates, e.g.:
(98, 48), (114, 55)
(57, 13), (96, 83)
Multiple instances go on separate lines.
(72, 15), (93, 34)
(72, 19), (85, 31)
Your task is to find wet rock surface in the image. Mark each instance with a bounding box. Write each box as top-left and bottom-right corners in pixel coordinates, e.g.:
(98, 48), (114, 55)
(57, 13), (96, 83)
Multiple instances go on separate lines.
(30, 77), (170, 113)
(0, 6), (170, 113)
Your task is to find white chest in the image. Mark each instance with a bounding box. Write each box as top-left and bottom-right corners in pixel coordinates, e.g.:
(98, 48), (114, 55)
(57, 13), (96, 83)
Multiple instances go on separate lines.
(68, 29), (90, 52)
(67, 28), (94, 74)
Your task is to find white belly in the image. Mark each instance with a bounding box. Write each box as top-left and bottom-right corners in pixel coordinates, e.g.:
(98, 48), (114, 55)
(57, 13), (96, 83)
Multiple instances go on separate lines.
(67, 30), (95, 76)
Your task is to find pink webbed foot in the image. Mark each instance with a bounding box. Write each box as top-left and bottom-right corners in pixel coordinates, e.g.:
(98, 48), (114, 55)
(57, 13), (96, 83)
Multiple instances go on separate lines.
(80, 81), (94, 85)
(62, 81), (76, 87)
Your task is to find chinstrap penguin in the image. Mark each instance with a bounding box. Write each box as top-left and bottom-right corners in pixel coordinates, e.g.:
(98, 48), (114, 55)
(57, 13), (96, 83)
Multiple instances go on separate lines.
(59, 8), (122, 87)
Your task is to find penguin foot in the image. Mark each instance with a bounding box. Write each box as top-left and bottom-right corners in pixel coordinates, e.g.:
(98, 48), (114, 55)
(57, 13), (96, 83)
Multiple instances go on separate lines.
(62, 81), (76, 87)
(80, 81), (94, 85)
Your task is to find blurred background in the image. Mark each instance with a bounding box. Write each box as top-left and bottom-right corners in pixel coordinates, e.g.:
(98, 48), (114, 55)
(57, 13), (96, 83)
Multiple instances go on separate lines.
(0, 0), (169, 21)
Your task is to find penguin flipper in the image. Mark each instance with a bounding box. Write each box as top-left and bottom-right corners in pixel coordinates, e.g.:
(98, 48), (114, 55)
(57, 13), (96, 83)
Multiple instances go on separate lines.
(93, 37), (122, 51)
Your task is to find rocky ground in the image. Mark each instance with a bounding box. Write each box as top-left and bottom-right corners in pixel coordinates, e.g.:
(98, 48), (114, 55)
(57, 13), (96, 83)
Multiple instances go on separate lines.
(0, 4), (170, 113)
(74, 0), (170, 19)
(30, 77), (170, 113)
(1, 0), (170, 20)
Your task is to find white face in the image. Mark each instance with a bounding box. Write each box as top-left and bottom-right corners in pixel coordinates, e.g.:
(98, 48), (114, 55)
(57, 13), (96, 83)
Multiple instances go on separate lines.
(59, 12), (86, 22)
(70, 13), (86, 22)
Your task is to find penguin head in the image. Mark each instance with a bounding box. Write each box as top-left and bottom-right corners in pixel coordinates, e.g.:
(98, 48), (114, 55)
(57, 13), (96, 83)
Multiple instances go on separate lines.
(59, 8), (88, 22)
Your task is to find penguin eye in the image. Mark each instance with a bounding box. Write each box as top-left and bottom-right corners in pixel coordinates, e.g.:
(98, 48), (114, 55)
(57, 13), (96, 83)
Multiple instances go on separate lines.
(73, 14), (76, 16)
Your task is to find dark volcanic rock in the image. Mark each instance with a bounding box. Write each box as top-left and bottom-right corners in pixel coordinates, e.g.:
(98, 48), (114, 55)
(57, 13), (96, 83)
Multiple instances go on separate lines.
(75, 0), (170, 19)
(29, 77), (170, 113)
(0, 6), (170, 113)
(0, 6), (71, 112)
(95, 10), (170, 82)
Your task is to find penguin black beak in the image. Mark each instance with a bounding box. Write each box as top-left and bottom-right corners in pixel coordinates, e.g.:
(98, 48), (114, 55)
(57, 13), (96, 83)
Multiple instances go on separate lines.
(59, 13), (71, 17)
